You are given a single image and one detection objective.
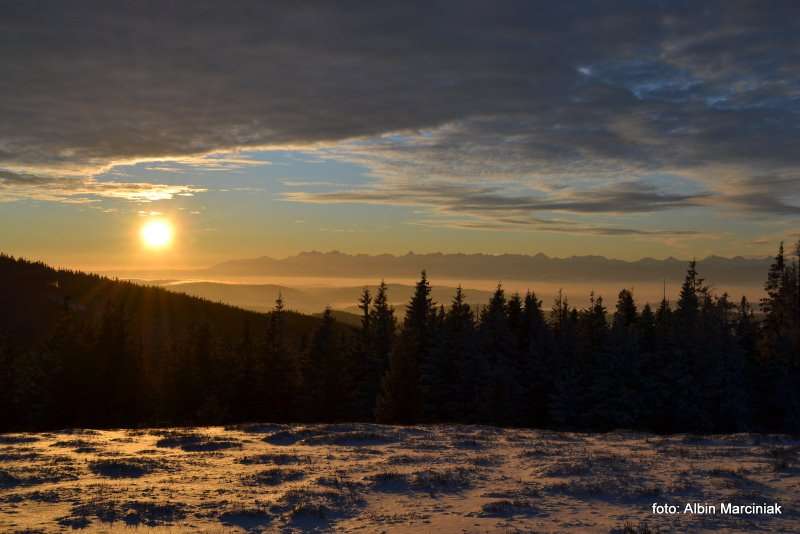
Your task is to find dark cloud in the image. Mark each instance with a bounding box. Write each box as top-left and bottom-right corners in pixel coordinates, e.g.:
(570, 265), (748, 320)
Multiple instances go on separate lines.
(283, 180), (710, 236)
(0, 0), (798, 222)
(0, 170), (51, 185)
(284, 180), (709, 215)
(0, 2), (797, 168)
(454, 181), (709, 214)
(422, 218), (703, 237)
(718, 174), (800, 215)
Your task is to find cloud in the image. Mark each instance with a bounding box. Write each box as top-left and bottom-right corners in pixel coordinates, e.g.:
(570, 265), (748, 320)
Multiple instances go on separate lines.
(0, 1), (797, 219)
(283, 179), (709, 237)
(283, 180), (709, 215)
(0, 170), (205, 203)
(282, 180), (348, 188)
(140, 153), (270, 173)
(413, 217), (704, 238)
(712, 174), (800, 215)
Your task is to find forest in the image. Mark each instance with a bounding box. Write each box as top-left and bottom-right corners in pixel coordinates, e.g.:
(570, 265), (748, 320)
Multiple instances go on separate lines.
(1, 243), (799, 434)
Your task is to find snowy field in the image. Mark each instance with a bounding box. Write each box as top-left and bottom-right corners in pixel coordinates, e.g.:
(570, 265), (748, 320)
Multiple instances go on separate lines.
(1, 424), (798, 533)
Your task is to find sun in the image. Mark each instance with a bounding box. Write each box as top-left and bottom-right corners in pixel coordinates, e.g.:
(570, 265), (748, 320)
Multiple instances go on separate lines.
(140, 219), (174, 250)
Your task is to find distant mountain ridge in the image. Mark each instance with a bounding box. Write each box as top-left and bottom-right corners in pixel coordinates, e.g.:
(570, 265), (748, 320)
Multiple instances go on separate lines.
(209, 251), (772, 285)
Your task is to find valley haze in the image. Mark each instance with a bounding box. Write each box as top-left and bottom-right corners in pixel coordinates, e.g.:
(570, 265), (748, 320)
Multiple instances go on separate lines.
(108, 251), (769, 315)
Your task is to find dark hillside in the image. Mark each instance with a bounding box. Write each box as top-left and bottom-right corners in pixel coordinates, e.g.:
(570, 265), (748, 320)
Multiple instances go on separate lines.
(0, 254), (323, 353)
(2, 244), (799, 435)
(0, 253), (348, 431)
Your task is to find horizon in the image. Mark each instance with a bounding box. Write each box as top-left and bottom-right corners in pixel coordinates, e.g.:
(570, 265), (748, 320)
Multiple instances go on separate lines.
(0, 248), (771, 317)
(0, 247), (779, 275)
(1, 246), (772, 314)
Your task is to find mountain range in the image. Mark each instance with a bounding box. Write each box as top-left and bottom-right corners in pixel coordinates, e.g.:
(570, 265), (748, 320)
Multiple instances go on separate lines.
(208, 251), (773, 285)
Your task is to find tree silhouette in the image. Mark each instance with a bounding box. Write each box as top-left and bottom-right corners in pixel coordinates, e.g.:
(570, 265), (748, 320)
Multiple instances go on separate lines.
(2, 248), (800, 433)
(376, 272), (432, 423)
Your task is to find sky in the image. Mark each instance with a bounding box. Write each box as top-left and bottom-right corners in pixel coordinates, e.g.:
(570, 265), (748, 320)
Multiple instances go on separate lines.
(1, 1), (799, 270)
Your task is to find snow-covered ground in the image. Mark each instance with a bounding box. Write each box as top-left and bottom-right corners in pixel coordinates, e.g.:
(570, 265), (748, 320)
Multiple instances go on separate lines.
(1, 424), (798, 533)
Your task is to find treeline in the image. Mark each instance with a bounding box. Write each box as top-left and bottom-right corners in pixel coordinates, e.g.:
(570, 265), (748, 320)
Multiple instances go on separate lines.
(1, 244), (799, 433)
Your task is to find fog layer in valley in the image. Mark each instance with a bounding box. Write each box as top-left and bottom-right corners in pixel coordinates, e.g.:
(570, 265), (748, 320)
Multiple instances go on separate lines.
(144, 277), (763, 318)
(109, 252), (768, 315)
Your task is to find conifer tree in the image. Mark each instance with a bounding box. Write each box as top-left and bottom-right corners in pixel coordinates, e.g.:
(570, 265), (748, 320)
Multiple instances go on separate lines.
(305, 308), (350, 421)
(676, 260), (706, 339)
(375, 272), (433, 423)
(235, 321), (259, 420)
(710, 294), (751, 431)
(421, 286), (471, 421)
(351, 287), (373, 418)
(262, 294), (297, 421)
(95, 302), (140, 425)
(522, 291), (548, 353)
(522, 291), (552, 426)
(359, 287), (372, 332)
(355, 281), (396, 419)
(550, 289), (570, 339)
(664, 262), (709, 431)
(370, 282), (396, 377)
(638, 303), (656, 353)
(12, 346), (63, 429)
(507, 292), (524, 345)
(761, 242), (786, 333)
(439, 286), (477, 421)
(173, 322), (214, 421)
(578, 292), (608, 357)
(476, 284), (520, 424)
(612, 289), (637, 332)
(549, 290), (584, 428)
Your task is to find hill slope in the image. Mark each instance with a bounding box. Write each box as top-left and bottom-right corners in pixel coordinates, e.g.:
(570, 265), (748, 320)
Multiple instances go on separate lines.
(0, 253), (324, 354)
(0, 253), (348, 431)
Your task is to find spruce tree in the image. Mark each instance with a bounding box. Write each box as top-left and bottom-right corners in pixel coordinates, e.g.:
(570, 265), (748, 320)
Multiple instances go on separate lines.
(522, 291), (552, 427)
(761, 242), (786, 334)
(375, 271), (433, 423)
(173, 322), (214, 422)
(262, 294), (297, 422)
(477, 284), (519, 425)
(575, 292), (608, 366)
(358, 281), (396, 419)
(359, 287), (372, 332)
(95, 302), (140, 425)
(230, 321), (255, 420)
(667, 262), (710, 431)
(370, 282), (396, 377)
(654, 296), (673, 349)
(676, 260), (706, 339)
(351, 287), (373, 419)
(549, 291), (583, 428)
(305, 308), (350, 421)
(441, 286), (477, 421)
(712, 294), (751, 431)
(758, 243), (800, 431)
(638, 303), (656, 353)
(612, 289), (637, 332)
